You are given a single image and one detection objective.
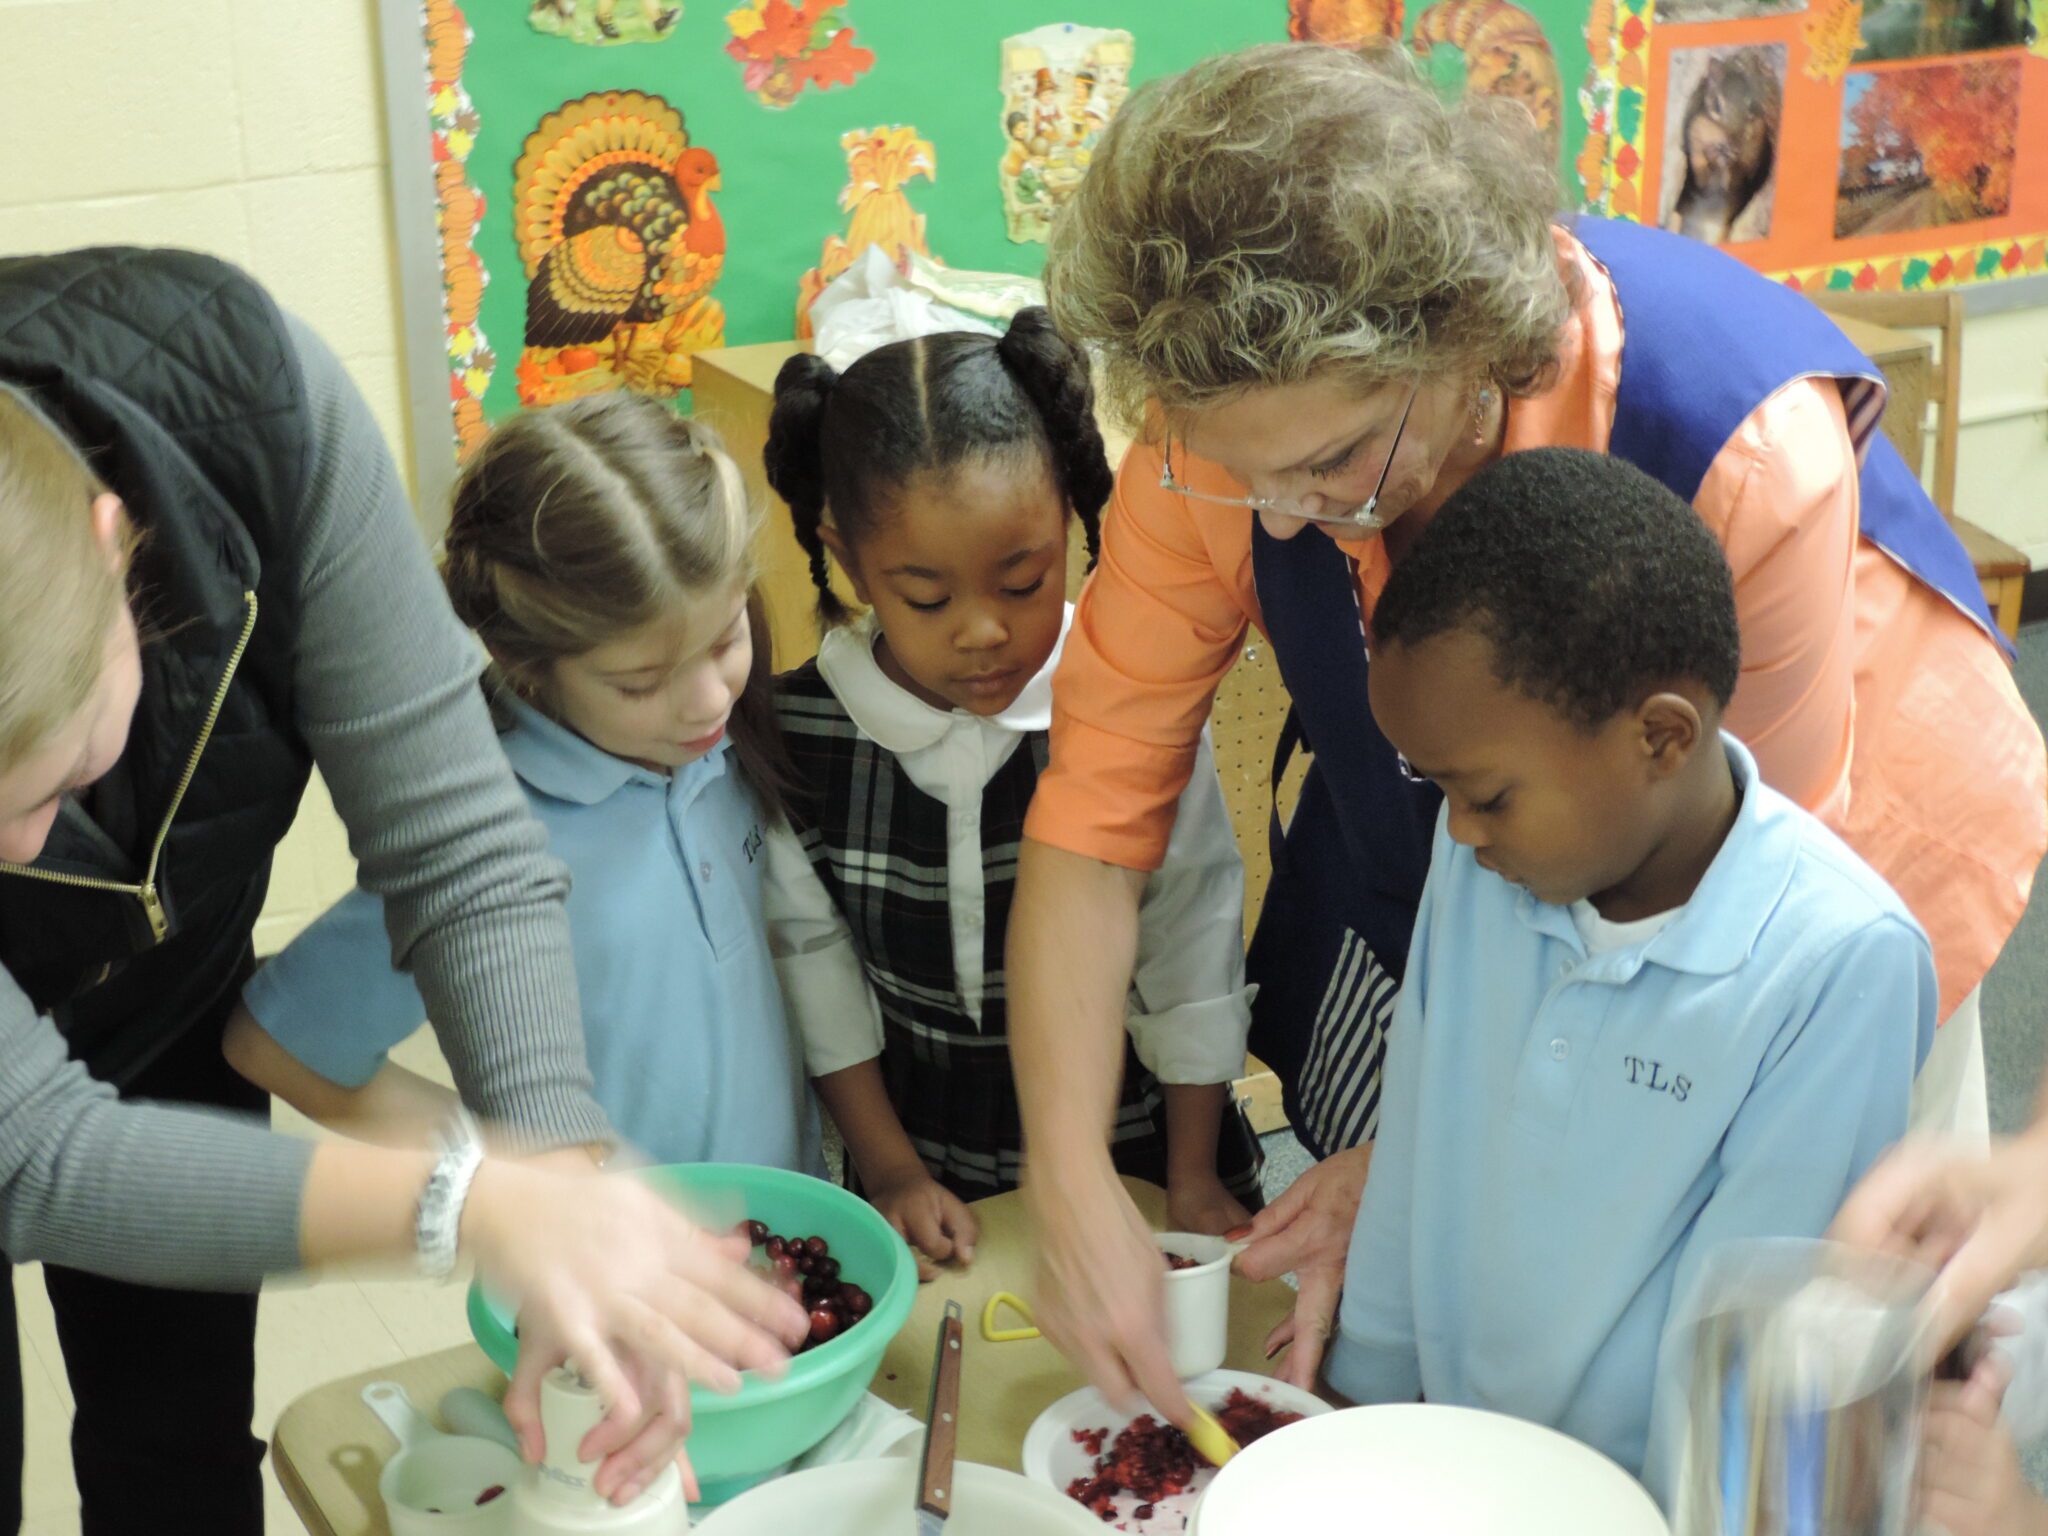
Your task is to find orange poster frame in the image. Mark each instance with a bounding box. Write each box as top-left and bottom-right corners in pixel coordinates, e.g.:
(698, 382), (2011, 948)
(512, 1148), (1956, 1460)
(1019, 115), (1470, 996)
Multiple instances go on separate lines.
(1580, 0), (2048, 294)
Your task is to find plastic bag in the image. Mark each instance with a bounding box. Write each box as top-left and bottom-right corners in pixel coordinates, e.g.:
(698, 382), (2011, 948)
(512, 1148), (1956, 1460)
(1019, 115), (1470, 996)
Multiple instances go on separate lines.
(810, 246), (1042, 372)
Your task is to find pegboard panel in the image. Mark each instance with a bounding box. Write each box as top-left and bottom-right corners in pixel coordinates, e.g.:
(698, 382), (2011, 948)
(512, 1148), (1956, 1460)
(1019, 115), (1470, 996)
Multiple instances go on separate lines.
(1210, 637), (1303, 945)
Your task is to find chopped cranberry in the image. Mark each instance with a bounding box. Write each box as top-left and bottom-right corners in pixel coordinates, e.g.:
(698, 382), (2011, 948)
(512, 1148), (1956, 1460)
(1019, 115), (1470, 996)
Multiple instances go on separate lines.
(476, 1486), (505, 1505)
(1063, 1391), (1304, 1518)
(1161, 1252), (1201, 1272)
(1134, 1504), (1155, 1520)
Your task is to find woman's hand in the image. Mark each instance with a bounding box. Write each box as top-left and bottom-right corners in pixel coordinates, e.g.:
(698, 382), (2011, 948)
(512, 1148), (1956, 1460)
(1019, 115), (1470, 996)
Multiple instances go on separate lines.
(1257, 1262), (1348, 1391)
(1919, 1354), (2048, 1536)
(1830, 1132), (2048, 1350)
(463, 1159), (809, 1503)
(1025, 1155), (1189, 1425)
(1231, 1145), (1372, 1390)
(868, 1163), (980, 1281)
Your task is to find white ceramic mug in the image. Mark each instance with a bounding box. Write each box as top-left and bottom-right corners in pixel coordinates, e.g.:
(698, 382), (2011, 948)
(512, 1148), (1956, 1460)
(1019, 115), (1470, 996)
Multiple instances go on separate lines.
(1153, 1231), (1231, 1380)
(980, 1230), (1234, 1380)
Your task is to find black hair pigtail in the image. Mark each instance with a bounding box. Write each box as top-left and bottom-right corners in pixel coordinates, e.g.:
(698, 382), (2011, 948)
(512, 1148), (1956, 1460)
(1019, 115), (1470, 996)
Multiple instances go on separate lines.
(996, 306), (1112, 569)
(764, 353), (851, 628)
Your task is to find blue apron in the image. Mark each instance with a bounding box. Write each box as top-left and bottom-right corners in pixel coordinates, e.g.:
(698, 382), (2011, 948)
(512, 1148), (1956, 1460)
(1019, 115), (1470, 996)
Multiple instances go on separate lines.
(1245, 216), (2004, 1161)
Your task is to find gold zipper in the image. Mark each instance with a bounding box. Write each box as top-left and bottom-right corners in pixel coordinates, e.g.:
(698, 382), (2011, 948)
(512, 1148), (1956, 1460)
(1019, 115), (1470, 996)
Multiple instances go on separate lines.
(0, 590), (259, 946)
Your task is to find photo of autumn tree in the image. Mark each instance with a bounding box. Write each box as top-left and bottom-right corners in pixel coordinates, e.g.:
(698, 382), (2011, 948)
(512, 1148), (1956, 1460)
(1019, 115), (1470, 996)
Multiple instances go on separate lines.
(1834, 58), (2022, 237)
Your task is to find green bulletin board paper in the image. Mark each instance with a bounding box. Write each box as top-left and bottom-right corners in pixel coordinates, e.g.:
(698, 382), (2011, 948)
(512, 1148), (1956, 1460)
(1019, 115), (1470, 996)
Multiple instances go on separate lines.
(421, 1), (1596, 438)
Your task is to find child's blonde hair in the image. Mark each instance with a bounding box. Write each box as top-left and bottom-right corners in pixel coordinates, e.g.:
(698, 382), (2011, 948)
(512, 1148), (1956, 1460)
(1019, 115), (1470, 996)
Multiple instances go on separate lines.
(441, 393), (795, 815)
(0, 388), (127, 777)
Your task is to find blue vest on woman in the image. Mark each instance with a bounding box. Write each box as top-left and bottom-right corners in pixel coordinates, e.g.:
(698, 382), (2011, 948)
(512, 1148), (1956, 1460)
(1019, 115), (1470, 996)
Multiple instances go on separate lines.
(1246, 216), (2002, 1161)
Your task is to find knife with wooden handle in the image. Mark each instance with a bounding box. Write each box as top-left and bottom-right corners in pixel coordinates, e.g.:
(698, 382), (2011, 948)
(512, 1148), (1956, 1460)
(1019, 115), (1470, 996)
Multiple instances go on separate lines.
(917, 1299), (964, 1536)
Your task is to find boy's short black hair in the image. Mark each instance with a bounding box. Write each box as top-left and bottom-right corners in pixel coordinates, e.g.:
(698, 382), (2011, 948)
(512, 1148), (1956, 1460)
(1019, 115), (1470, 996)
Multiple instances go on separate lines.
(1370, 447), (1740, 730)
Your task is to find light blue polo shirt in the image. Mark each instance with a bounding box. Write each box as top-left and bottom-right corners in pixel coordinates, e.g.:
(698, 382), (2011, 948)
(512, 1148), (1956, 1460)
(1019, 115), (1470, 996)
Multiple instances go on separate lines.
(243, 696), (822, 1175)
(1323, 736), (1933, 1506)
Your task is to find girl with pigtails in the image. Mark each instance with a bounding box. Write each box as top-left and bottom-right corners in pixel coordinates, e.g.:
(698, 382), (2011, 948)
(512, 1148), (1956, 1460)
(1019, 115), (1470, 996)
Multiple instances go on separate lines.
(760, 308), (1263, 1275)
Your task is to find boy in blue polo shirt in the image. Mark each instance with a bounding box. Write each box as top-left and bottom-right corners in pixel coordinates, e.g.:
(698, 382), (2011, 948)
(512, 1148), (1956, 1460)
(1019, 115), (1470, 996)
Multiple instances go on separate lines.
(1322, 447), (1935, 1503)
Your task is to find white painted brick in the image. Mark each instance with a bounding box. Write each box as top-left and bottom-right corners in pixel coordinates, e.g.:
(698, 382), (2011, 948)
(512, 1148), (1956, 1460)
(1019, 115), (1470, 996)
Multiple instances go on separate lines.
(240, 167), (403, 361)
(230, 0), (387, 179)
(0, 0), (245, 207)
(0, 185), (254, 269)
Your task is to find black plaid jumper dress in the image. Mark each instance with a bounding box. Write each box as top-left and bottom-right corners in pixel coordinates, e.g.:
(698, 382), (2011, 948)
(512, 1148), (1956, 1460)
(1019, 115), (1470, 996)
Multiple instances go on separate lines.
(777, 661), (1262, 1205)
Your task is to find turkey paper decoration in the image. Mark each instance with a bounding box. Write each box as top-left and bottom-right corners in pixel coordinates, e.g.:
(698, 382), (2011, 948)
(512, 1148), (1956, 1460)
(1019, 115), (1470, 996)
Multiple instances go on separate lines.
(511, 91), (726, 406)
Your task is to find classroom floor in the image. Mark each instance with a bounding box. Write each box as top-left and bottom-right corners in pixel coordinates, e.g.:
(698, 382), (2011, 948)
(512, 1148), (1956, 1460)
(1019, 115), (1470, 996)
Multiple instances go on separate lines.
(14, 621), (2048, 1533)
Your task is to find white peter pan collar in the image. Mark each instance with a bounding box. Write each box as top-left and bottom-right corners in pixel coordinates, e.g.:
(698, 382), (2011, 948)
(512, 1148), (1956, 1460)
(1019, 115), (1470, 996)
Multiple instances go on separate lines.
(814, 604), (1072, 754)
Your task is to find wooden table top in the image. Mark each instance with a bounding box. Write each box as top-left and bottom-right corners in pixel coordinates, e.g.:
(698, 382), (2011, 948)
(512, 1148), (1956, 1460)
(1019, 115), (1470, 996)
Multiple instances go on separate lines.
(271, 1178), (1297, 1536)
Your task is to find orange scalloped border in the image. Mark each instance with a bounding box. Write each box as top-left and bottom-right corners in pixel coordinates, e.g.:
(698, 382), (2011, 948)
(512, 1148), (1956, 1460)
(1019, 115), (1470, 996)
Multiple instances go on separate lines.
(424, 0), (491, 459)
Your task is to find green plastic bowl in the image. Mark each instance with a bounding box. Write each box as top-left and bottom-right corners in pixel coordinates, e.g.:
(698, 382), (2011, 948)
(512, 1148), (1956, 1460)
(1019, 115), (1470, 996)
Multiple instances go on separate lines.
(467, 1162), (917, 1505)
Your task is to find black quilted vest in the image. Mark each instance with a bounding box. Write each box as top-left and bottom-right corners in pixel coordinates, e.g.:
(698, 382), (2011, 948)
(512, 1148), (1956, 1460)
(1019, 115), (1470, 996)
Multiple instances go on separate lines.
(0, 248), (315, 1082)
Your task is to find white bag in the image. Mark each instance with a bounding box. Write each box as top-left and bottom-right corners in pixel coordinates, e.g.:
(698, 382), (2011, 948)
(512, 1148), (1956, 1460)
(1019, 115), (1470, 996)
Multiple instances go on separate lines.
(810, 246), (1041, 371)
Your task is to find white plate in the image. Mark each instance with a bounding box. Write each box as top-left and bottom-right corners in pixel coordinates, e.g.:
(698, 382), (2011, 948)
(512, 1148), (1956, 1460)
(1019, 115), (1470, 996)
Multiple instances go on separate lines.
(1020, 1370), (1334, 1534)
(1191, 1404), (1671, 1536)
(696, 1458), (1103, 1535)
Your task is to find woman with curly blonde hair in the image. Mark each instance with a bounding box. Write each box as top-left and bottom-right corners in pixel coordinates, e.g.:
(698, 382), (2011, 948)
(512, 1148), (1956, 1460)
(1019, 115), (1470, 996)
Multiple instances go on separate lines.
(1007, 42), (2043, 1418)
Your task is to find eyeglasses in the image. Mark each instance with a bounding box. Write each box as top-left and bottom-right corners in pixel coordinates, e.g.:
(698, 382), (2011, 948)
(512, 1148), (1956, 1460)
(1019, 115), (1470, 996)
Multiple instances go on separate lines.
(1158, 384), (1419, 533)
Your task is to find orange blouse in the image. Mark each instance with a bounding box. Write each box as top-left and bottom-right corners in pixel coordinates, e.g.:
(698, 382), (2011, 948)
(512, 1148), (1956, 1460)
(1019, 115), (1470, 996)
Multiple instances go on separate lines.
(1028, 232), (2045, 1019)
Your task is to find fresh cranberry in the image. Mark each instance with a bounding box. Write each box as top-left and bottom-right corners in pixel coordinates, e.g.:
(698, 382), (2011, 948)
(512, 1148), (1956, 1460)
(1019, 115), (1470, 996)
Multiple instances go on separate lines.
(796, 1251), (818, 1276)
(765, 1236), (786, 1260)
(746, 1219), (770, 1246)
(772, 1252), (799, 1278)
(808, 1305), (842, 1344)
(843, 1286), (873, 1319)
(812, 1256), (840, 1282)
(805, 1235), (829, 1259)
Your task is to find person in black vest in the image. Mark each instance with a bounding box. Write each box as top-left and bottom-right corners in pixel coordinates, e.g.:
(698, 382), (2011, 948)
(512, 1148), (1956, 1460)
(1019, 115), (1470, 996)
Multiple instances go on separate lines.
(0, 248), (804, 1535)
(1004, 44), (2041, 1427)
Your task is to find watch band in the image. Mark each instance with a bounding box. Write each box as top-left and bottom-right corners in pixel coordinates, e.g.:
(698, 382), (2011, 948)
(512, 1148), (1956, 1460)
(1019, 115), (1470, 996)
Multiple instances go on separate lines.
(415, 1107), (485, 1281)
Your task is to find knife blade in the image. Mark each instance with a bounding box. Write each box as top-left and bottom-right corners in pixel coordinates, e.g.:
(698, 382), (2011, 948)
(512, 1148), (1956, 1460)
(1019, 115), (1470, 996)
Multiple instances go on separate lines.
(917, 1299), (964, 1536)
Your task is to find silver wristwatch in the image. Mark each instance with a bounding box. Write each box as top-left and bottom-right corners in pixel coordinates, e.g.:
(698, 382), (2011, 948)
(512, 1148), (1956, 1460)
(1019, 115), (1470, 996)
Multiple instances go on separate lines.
(414, 1107), (485, 1281)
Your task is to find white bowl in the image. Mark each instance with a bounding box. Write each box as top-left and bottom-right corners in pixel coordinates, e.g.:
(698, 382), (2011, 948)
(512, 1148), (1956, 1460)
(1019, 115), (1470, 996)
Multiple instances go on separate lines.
(1191, 1404), (1671, 1536)
(1021, 1370), (1333, 1534)
(696, 1458), (1104, 1535)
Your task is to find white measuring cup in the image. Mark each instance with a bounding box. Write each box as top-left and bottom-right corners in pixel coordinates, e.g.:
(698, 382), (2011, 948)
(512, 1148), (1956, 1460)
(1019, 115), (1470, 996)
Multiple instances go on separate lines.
(364, 1380), (523, 1536)
(982, 1232), (1238, 1380)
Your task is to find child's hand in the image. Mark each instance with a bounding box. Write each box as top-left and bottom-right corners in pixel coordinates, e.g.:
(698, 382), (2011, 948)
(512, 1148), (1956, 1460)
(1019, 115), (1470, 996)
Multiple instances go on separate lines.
(1168, 1170), (1253, 1238)
(1920, 1355), (2047, 1536)
(869, 1165), (980, 1281)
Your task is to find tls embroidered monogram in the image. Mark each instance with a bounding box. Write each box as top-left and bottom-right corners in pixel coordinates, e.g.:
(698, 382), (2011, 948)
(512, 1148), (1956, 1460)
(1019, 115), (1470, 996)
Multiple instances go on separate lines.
(1624, 1055), (1691, 1102)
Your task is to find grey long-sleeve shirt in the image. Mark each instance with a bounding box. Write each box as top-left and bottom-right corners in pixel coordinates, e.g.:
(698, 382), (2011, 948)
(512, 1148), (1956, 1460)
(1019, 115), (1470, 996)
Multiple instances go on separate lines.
(0, 315), (610, 1287)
